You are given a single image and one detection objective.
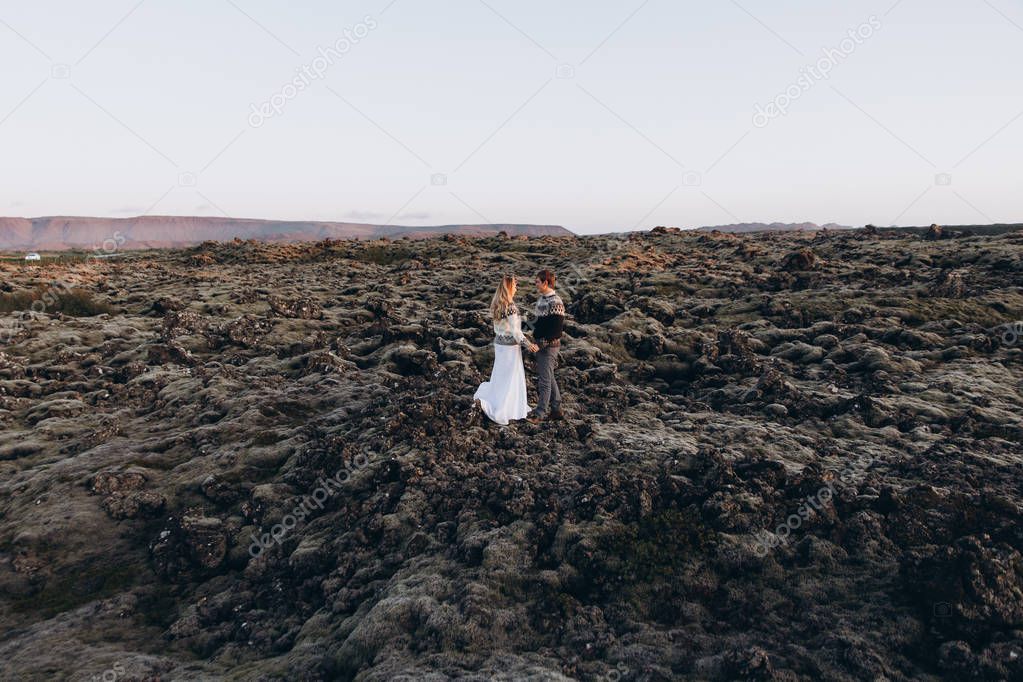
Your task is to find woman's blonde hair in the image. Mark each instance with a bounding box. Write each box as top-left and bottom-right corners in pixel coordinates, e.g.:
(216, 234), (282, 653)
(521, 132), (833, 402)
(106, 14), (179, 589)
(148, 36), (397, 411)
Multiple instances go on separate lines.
(489, 275), (516, 320)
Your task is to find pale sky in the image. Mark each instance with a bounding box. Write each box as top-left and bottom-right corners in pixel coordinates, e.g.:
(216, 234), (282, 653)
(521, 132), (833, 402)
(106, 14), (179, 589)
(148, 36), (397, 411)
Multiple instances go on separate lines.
(1, 0), (1020, 234)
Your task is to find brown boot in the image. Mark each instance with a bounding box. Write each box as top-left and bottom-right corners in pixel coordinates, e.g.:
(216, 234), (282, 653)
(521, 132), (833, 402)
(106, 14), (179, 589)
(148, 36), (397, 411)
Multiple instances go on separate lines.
(549, 409), (564, 421)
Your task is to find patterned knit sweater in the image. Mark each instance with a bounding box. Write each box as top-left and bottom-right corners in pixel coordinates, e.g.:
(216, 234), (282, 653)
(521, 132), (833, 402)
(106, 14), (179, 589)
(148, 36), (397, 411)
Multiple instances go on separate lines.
(533, 291), (565, 345)
(493, 304), (531, 348)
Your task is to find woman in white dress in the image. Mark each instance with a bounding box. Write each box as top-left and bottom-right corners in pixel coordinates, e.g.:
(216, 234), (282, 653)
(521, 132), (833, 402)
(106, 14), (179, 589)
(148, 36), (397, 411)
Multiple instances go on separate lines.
(474, 275), (538, 425)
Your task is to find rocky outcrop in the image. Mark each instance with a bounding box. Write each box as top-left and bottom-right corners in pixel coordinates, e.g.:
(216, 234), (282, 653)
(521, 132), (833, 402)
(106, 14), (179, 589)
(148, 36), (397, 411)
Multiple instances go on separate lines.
(0, 229), (1022, 680)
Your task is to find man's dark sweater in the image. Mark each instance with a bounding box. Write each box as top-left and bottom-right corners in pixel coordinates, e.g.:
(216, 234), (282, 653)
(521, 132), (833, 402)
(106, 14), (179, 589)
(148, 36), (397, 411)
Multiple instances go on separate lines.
(533, 291), (565, 346)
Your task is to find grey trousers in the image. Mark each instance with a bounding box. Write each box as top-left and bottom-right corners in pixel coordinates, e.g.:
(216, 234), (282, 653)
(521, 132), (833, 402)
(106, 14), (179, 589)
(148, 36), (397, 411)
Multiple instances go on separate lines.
(534, 345), (561, 415)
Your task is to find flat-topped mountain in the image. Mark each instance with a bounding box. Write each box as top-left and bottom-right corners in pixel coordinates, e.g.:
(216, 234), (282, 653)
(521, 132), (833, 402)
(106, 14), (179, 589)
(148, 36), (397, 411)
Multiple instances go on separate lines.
(0, 215), (573, 251)
(696, 221), (851, 233)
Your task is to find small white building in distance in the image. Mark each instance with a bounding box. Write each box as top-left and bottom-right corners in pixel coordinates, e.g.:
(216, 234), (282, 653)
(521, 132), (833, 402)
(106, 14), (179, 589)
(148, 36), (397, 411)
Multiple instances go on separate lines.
(24, 252), (41, 261)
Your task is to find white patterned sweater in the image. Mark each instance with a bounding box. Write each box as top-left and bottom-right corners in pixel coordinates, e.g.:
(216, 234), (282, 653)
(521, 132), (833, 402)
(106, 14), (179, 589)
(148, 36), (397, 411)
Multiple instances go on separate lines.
(493, 304), (531, 348)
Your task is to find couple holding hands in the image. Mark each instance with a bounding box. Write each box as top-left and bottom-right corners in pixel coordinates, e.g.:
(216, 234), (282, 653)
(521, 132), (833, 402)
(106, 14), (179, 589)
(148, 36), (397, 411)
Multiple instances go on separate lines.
(474, 269), (565, 425)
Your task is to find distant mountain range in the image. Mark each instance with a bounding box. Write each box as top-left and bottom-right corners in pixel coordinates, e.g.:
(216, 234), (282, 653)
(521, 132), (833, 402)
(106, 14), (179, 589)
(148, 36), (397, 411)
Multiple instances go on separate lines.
(696, 222), (851, 233)
(0, 216), (573, 251)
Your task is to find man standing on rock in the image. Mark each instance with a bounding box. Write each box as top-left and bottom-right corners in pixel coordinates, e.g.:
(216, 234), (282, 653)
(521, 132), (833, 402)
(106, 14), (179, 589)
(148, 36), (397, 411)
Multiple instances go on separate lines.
(527, 269), (566, 423)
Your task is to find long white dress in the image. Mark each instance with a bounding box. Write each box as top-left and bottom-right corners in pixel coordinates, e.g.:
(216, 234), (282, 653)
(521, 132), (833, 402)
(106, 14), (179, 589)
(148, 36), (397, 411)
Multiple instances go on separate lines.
(474, 308), (531, 425)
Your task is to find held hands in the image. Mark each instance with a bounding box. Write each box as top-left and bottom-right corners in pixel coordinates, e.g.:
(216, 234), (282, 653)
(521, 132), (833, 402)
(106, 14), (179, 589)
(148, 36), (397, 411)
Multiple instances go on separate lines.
(528, 342), (539, 353)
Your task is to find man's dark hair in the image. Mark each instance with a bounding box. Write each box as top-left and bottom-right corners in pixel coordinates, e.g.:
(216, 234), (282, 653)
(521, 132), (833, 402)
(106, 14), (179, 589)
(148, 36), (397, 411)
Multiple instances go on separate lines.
(536, 269), (556, 287)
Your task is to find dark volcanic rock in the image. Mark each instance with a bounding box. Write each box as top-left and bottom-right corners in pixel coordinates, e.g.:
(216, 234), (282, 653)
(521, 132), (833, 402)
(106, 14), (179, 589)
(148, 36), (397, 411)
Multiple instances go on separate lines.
(780, 247), (823, 271)
(102, 490), (166, 519)
(904, 535), (1023, 638)
(268, 295), (324, 320)
(932, 268), (967, 298)
(1, 229), (1022, 680)
(219, 314), (274, 348)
